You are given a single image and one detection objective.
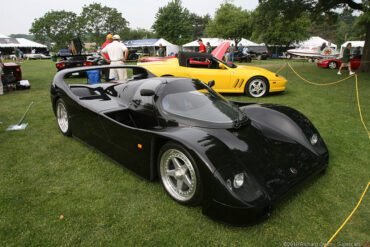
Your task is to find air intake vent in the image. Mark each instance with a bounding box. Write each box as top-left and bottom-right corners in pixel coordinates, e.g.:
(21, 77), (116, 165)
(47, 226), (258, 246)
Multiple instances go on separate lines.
(233, 79), (244, 88)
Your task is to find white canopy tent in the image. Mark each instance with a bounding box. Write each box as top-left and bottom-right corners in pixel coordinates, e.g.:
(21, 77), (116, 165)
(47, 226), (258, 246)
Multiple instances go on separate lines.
(0, 33), (9, 38)
(0, 33), (47, 50)
(123, 38), (179, 56)
(296, 36), (337, 49)
(340, 40), (365, 56)
(183, 38), (260, 48)
(0, 38), (47, 48)
(182, 38), (225, 47)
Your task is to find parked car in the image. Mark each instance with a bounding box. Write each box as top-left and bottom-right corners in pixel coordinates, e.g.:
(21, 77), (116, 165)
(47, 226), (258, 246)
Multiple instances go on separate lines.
(24, 53), (43, 60)
(51, 65), (329, 225)
(139, 52), (287, 98)
(317, 57), (361, 70)
(247, 46), (269, 60)
(1, 62), (27, 91)
(55, 55), (92, 71)
(233, 51), (252, 63)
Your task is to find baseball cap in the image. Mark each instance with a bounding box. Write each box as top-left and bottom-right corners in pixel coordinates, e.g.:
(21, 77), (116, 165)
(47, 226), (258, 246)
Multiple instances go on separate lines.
(106, 34), (113, 40)
(113, 34), (120, 40)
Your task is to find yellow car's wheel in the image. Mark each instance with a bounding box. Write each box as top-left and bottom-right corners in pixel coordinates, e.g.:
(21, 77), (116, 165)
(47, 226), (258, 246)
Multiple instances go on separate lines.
(245, 77), (269, 98)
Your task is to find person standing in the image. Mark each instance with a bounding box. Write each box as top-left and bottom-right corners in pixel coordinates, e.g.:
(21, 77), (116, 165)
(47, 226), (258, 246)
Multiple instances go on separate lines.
(0, 57), (4, 95)
(158, 43), (166, 57)
(198, 39), (206, 53)
(101, 34), (113, 81)
(338, 43), (354, 75)
(101, 34), (113, 60)
(15, 48), (23, 63)
(101, 34), (128, 81)
(229, 44), (236, 62)
(206, 42), (212, 53)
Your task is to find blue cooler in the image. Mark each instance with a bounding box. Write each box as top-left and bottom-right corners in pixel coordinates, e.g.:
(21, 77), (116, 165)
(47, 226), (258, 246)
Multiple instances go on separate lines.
(87, 70), (101, 84)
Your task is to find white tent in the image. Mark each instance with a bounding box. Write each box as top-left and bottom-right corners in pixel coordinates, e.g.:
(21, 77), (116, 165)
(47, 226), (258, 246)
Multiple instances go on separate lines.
(0, 36), (47, 48)
(0, 33), (9, 38)
(232, 38), (259, 46)
(183, 38), (261, 48)
(296, 36), (337, 49)
(182, 38), (225, 47)
(123, 38), (179, 56)
(341, 41), (364, 49)
(340, 40), (365, 56)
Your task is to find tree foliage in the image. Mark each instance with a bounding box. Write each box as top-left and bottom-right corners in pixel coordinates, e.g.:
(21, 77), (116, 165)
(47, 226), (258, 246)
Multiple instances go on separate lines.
(29, 11), (79, 50)
(310, 0), (369, 72)
(79, 3), (129, 44)
(251, 0), (310, 46)
(152, 0), (193, 45)
(190, 14), (211, 40)
(122, 28), (157, 40)
(206, 3), (251, 45)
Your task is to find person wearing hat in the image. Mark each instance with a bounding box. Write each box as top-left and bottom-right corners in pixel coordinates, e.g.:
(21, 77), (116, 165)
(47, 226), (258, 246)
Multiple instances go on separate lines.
(101, 34), (113, 81)
(101, 34), (113, 61)
(101, 34), (128, 81)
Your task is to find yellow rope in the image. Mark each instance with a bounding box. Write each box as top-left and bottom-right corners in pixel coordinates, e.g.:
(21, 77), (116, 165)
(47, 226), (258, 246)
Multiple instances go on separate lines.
(324, 182), (370, 247)
(278, 65), (370, 245)
(354, 75), (370, 139)
(275, 63), (288, 74)
(287, 63), (354, 86)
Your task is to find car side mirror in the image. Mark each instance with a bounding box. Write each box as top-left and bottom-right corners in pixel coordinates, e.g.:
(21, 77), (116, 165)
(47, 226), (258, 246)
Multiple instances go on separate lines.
(219, 63), (226, 69)
(140, 89), (155, 96)
(207, 80), (215, 88)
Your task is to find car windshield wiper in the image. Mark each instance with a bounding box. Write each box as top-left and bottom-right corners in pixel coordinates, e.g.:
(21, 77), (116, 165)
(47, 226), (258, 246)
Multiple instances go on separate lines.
(230, 103), (249, 129)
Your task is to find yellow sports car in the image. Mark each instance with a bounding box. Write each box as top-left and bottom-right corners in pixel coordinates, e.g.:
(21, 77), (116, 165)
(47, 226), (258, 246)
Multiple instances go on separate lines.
(138, 52), (287, 98)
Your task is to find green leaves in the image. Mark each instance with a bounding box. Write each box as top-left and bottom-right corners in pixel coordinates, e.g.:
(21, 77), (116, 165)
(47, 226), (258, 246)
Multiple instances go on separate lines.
(206, 3), (252, 45)
(152, 0), (193, 45)
(30, 11), (79, 50)
(29, 4), (129, 50)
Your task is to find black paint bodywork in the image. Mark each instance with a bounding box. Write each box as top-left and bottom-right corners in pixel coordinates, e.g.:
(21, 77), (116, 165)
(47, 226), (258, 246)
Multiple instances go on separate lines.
(50, 65), (329, 225)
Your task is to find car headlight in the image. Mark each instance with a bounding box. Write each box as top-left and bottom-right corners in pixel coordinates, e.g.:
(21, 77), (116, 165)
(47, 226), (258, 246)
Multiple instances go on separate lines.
(226, 173), (245, 190)
(310, 134), (318, 145)
(233, 173), (244, 188)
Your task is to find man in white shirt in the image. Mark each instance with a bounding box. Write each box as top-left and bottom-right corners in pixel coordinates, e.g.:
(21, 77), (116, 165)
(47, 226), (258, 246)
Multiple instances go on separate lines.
(101, 34), (128, 81)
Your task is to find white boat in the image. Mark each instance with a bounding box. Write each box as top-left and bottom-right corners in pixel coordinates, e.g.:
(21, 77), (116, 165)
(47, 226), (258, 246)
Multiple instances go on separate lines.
(287, 46), (339, 59)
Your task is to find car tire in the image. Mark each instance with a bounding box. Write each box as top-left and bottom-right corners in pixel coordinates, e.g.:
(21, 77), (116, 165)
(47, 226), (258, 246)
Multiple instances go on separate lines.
(328, 61), (337, 69)
(158, 142), (203, 206)
(56, 99), (72, 136)
(245, 76), (269, 98)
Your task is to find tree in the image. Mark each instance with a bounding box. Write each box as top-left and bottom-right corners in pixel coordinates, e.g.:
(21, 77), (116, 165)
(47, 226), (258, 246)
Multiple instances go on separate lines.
(152, 0), (193, 45)
(29, 10), (79, 50)
(10, 34), (35, 41)
(190, 13), (211, 39)
(251, 0), (310, 47)
(312, 0), (369, 72)
(79, 3), (129, 44)
(206, 3), (252, 46)
(121, 28), (156, 41)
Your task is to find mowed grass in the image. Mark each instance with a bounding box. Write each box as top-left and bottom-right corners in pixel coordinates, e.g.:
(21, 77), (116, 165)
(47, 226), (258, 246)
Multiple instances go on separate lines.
(0, 59), (369, 246)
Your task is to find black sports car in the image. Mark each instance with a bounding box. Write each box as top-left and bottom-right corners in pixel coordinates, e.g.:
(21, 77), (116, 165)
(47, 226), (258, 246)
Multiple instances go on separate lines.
(50, 65), (329, 225)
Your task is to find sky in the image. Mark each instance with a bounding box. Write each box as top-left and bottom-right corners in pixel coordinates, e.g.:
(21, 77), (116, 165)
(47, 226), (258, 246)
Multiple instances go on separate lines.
(0, 0), (259, 36)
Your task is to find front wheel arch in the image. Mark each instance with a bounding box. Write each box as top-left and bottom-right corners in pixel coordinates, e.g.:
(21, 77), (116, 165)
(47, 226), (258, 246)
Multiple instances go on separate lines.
(245, 76), (269, 98)
(158, 141), (203, 206)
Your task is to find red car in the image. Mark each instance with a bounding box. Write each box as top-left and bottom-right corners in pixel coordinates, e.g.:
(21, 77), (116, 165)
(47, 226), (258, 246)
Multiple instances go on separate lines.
(317, 57), (361, 70)
(1, 62), (22, 89)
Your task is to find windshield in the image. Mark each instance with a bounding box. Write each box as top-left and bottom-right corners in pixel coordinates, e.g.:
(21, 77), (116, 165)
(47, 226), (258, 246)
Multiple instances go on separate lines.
(160, 79), (247, 127)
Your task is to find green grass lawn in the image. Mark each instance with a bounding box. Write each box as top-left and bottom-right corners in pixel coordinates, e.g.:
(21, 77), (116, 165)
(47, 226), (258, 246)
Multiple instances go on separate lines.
(0, 59), (369, 246)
